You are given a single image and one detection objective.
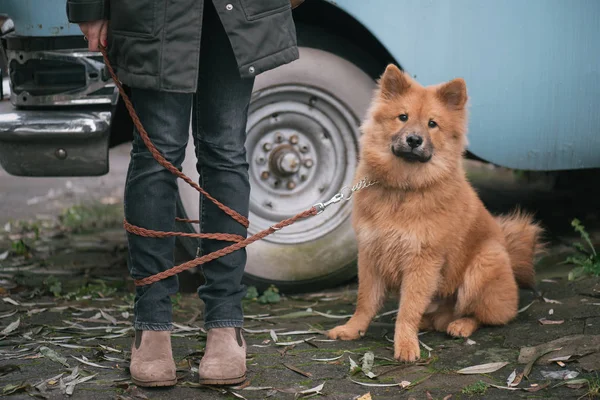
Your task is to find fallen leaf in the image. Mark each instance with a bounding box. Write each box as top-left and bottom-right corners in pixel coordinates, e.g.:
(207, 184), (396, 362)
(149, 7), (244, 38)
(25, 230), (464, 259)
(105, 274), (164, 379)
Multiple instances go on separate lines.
(282, 363), (312, 378)
(538, 318), (564, 325)
(1, 318), (20, 335)
(71, 355), (112, 369)
(0, 250), (9, 260)
(543, 297), (562, 304)
(517, 336), (599, 366)
(506, 370), (517, 386)
(548, 355), (571, 362)
(39, 346), (70, 367)
(350, 379), (410, 388)
(349, 357), (361, 375)
(426, 391), (434, 400)
(270, 330), (278, 343)
(522, 347), (563, 379)
(311, 354), (345, 362)
(361, 352), (377, 379)
(489, 384), (520, 391)
(442, 396), (453, 400)
(2, 297), (20, 306)
(0, 310), (18, 319)
(355, 393), (372, 400)
(560, 378), (588, 390)
(2, 382), (30, 395)
(275, 337), (316, 346)
(100, 310), (117, 325)
(518, 300), (536, 313)
(456, 361), (509, 374)
(297, 382), (325, 395)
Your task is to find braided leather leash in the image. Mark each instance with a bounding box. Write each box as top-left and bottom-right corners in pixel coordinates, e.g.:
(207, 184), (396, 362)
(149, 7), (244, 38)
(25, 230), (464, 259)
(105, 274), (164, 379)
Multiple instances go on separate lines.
(98, 46), (320, 287)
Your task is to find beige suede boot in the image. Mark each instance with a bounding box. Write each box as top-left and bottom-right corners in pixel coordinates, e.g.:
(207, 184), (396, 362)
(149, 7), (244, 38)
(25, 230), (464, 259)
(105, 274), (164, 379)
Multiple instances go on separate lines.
(129, 330), (177, 387)
(198, 327), (247, 385)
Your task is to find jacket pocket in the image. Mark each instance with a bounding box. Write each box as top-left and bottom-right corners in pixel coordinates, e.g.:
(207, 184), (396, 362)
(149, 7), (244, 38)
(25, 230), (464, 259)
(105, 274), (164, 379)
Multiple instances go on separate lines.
(239, 0), (290, 21)
(110, 1), (156, 37)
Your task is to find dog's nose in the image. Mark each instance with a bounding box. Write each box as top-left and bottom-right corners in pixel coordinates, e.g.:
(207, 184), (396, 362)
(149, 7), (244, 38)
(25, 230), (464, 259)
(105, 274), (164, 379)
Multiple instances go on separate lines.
(406, 134), (423, 149)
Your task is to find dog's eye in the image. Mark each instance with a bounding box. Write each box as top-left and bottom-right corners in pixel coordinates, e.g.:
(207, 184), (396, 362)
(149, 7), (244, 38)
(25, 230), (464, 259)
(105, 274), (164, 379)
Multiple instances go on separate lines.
(399, 114), (408, 122)
(428, 120), (438, 128)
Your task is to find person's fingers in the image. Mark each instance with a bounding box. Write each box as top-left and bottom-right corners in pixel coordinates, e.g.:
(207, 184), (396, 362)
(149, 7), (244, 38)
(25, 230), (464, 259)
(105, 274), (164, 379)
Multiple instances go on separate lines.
(86, 25), (100, 51)
(99, 20), (108, 49)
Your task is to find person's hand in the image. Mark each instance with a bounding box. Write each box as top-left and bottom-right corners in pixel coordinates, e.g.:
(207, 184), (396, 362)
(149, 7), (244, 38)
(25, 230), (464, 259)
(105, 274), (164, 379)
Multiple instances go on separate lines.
(78, 20), (109, 51)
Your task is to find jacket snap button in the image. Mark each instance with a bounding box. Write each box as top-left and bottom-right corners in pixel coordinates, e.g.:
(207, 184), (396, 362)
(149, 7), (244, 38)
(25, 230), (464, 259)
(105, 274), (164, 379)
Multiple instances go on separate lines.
(249, 66), (255, 74)
(226, 4), (233, 10)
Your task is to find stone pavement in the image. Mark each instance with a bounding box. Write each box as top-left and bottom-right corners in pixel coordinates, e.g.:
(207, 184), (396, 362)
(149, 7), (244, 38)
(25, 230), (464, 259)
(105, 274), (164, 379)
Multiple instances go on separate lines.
(1, 199), (600, 400)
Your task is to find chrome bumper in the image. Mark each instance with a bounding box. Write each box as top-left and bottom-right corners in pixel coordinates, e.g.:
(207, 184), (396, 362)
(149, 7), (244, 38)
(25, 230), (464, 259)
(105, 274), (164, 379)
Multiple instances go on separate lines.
(0, 99), (112, 176)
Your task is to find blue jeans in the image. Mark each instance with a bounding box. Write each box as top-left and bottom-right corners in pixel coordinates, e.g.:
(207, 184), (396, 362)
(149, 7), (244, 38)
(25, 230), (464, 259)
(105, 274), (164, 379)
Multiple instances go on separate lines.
(124, 2), (255, 331)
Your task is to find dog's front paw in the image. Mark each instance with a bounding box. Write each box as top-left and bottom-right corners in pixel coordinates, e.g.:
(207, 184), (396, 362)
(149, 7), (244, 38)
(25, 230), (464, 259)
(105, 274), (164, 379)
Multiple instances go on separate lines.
(447, 318), (478, 338)
(327, 324), (365, 341)
(394, 336), (420, 362)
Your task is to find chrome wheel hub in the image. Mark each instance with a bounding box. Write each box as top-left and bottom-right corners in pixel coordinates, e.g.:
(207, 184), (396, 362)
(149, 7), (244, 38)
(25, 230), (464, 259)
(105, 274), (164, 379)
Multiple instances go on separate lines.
(246, 84), (360, 244)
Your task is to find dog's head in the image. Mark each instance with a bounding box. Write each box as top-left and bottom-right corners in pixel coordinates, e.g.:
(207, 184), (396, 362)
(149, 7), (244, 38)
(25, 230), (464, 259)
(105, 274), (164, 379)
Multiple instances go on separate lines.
(360, 64), (469, 190)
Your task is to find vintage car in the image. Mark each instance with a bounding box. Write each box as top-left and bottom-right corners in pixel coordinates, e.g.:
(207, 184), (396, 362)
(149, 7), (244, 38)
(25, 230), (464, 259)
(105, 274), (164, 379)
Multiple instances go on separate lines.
(1, 0), (599, 292)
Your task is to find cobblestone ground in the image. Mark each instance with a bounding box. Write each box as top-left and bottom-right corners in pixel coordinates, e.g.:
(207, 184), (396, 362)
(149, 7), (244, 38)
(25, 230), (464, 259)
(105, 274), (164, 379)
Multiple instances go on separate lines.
(1, 164), (600, 399)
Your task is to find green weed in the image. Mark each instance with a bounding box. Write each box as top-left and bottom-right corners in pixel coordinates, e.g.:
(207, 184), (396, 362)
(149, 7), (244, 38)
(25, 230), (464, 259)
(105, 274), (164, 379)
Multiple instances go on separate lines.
(10, 239), (30, 256)
(43, 276), (63, 297)
(461, 380), (488, 396)
(244, 285), (281, 304)
(60, 203), (123, 232)
(565, 218), (600, 280)
(62, 279), (118, 300)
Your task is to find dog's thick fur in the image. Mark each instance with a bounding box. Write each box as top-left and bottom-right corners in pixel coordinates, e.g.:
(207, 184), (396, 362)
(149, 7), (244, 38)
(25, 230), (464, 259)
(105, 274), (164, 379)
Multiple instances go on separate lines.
(327, 65), (543, 362)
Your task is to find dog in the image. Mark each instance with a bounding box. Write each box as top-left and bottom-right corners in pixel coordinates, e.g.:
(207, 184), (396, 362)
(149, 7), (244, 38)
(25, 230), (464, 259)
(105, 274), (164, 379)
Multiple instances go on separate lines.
(327, 64), (543, 362)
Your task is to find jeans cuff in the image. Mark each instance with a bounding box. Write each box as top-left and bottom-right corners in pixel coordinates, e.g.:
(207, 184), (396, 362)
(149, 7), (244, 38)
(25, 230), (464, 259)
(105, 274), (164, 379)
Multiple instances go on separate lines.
(204, 319), (244, 330)
(134, 321), (173, 331)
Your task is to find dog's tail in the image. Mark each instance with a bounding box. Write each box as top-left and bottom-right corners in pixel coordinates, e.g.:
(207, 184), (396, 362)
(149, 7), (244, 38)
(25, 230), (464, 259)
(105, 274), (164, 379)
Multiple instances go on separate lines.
(496, 209), (545, 290)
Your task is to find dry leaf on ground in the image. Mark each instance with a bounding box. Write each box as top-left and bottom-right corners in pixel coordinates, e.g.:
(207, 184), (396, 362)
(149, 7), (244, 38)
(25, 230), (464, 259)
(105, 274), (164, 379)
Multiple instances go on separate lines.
(456, 361), (509, 374)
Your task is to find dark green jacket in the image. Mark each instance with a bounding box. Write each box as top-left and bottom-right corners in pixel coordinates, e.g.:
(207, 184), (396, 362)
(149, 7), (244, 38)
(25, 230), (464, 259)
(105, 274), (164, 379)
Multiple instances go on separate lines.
(66, 0), (298, 92)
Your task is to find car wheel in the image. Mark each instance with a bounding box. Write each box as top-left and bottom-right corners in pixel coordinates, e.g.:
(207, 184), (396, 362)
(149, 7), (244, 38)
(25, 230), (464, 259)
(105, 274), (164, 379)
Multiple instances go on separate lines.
(176, 39), (377, 293)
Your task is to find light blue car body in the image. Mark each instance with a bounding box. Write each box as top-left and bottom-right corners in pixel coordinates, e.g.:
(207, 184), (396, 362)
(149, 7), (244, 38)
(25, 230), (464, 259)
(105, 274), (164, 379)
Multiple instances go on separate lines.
(3, 0), (600, 171)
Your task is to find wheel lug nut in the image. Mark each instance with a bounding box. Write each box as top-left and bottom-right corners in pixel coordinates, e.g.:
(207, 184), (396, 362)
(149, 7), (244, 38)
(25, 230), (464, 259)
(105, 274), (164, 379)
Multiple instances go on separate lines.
(289, 135), (299, 145)
(287, 181), (296, 190)
(263, 143), (272, 151)
(260, 171), (270, 180)
(256, 156), (266, 165)
(275, 133), (283, 143)
(300, 145), (309, 153)
(304, 159), (314, 168)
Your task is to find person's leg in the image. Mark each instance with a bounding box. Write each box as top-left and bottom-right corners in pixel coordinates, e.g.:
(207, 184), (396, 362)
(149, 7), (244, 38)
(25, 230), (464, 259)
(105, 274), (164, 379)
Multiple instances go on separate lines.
(193, 1), (254, 385)
(193, 2), (254, 331)
(124, 87), (192, 386)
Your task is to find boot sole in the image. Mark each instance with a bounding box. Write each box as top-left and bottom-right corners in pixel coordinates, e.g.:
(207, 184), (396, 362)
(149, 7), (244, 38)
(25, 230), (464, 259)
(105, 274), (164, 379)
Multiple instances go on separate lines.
(131, 377), (178, 387)
(198, 374), (246, 386)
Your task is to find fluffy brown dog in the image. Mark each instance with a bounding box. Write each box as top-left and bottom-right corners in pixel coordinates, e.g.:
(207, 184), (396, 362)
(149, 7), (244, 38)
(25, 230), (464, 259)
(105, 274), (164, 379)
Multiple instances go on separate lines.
(327, 64), (542, 362)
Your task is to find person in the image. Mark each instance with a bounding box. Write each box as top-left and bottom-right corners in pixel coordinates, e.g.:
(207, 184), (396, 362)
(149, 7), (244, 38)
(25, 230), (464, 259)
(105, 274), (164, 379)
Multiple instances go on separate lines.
(66, 0), (303, 387)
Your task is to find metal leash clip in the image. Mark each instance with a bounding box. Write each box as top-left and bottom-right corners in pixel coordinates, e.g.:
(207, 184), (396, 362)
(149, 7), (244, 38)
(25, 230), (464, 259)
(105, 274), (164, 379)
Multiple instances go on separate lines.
(313, 177), (378, 215)
(313, 193), (344, 215)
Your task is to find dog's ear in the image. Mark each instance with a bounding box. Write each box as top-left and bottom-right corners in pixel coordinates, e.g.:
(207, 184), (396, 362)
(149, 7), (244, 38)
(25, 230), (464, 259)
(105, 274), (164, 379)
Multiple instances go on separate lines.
(380, 64), (410, 99)
(437, 78), (467, 110)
